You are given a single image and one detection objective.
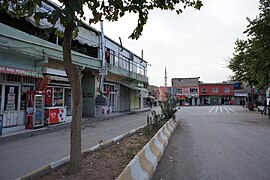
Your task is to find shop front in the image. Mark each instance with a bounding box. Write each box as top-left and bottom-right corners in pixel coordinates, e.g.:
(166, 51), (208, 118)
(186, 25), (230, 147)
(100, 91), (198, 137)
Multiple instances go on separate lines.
(210, 96), (221, 105)
(0, 66), (42, 127)
(44, 78), (71, 124)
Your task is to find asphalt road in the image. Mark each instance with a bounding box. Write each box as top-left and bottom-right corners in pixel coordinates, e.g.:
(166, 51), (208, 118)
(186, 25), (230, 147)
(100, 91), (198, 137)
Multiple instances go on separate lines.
(153, 106), (270, 180)
(0, 108), (158, 180)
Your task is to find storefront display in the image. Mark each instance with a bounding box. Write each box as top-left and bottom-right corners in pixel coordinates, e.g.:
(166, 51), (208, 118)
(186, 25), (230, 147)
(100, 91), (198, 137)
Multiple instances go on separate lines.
(25, 90), (45, 129)
(44, 86), (66, 124)
(44, 107), (66, 124)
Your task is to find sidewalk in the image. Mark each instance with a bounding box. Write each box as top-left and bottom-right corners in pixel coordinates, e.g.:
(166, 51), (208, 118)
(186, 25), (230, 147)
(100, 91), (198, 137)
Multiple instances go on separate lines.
(0, 107), (151, 144)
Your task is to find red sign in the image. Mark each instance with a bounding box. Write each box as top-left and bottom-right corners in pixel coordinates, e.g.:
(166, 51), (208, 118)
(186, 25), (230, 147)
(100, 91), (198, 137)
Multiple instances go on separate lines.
(0, 66), (42, 77)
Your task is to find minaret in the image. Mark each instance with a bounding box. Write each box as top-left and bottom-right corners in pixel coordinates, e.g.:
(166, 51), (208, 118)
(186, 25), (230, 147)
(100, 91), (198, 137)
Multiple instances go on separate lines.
(164, 66), (167, 87)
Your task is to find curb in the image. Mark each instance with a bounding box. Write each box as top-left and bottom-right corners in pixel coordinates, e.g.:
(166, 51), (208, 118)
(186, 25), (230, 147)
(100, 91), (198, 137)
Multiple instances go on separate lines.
(18, 124), (147, 180)
(117, 119), (178, 180)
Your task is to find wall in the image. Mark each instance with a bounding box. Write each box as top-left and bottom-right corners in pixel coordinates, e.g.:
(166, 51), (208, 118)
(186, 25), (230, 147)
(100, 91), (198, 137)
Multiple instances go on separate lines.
(172, 78), (199, 87)
(199, 84), (234, 96)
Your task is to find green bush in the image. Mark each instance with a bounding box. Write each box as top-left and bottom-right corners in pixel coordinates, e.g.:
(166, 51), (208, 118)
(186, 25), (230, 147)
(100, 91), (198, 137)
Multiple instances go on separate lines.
(146, 93), (178, 135)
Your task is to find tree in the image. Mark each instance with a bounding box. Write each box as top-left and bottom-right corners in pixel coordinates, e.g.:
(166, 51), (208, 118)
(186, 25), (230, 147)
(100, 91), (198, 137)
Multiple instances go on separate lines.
(229, 0), (270, 89)
(0, 0), (202, 174)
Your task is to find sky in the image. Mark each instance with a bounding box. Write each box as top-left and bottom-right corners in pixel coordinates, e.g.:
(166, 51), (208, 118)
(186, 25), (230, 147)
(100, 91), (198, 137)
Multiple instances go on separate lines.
(90, 0), (260, 87)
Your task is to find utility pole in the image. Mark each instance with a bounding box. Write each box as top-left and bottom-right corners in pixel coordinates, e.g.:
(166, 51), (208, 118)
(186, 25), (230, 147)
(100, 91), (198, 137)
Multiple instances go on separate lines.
(99, 20), (106, 94)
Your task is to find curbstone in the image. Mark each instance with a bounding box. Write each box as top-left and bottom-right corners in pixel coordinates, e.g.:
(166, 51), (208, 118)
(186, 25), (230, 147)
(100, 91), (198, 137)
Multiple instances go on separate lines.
(154, 134), (164, 155)
(137, 150), (154, 178)
(159, 128), (168, 146)
(129, 156), (149, 180)
(117, 166), (133, 180)
(163, 125), (170, 138)
(20, 165), (51, 180)
(143, 144), (158, 171)
(118, 119), (178, 180)
(49, 156), (70, 170)
(112, 134), (124, 143)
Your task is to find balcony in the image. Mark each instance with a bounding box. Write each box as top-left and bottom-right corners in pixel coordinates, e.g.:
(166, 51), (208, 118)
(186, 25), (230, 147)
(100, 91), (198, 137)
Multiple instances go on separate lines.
(106, 52), (148, 84)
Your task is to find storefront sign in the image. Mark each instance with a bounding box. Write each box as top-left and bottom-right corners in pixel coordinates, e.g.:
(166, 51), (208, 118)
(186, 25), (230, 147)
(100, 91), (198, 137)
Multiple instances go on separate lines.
(0, 66), (42, 77)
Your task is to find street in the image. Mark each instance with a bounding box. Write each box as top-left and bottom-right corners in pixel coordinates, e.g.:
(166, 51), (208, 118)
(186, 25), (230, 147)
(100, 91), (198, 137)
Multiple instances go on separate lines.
(153, 106), (270, 180)
(0, 110), (154, 180)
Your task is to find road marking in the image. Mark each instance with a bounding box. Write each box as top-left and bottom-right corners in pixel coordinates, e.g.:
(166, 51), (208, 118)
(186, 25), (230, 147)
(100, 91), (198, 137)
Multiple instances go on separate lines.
(209, 106), (215, 112)
(223, 106), (230, 113)
(220, 106), (223, 113)
(226, 106), (236, 113)
(209, 106), (237, 114)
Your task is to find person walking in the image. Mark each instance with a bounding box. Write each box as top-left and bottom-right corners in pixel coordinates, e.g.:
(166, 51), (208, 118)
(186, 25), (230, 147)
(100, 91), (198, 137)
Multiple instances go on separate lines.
(261, 99), (267, 115)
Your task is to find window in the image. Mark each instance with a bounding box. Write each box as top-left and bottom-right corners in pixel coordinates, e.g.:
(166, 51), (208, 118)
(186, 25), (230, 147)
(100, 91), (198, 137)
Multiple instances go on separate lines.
(176, 88), (182, 94)
(5, 85), (18, 111)
(212, 87), (219, 93)
(202, 88), (207, 94)
(190, 88), (198, 94)
(224, 87), (230, 93)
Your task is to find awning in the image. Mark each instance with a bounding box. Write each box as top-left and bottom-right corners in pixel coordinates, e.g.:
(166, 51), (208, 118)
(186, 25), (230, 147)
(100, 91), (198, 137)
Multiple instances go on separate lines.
(0, 66), (42, 78)
(121, 83), (148, 92)
(136, 87), (149, 93)
(47, 75), (69, 82)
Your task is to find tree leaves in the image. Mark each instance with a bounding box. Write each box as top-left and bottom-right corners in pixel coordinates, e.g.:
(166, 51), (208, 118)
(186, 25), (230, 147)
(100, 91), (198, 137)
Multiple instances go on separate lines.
(229, 0), (270, 89)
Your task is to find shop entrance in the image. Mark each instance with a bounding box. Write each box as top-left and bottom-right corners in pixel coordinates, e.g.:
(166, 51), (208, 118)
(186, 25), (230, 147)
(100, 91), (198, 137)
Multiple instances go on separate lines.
(2, 84), (20, 127)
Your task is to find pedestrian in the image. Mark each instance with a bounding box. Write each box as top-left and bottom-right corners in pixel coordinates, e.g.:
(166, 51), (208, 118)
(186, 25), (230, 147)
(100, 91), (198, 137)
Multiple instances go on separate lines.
(242, 99), (245, 108)
(149, 101), (153, 108)
(261, 99), (267, 115)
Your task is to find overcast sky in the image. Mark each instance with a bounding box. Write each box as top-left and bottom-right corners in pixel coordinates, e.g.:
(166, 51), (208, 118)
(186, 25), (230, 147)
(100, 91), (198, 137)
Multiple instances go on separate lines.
(91, 0), (260, 87)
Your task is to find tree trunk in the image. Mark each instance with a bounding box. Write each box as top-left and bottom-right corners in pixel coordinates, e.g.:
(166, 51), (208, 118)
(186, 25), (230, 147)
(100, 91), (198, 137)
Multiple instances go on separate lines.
(63, 21), (82, 174)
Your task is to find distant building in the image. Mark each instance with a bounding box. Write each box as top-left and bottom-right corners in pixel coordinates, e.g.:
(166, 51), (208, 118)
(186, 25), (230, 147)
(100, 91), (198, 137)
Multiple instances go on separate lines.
(172, 77), (200, 106)
(233, 82), (248, 105)
(199, 82), (234, 105)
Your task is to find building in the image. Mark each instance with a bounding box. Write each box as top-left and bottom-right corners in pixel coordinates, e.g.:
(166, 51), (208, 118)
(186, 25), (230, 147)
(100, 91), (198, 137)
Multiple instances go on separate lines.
(233, 82), (248, 105)
(0, 2), (149, 128)
(172, 77), (200, 106)
(199, 83), (234, 105)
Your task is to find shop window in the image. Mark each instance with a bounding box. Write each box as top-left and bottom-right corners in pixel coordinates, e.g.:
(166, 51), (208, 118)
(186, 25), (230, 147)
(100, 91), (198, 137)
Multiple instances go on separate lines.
(20, 85), (34, 110)
(4, 86), (18, 111)
(53, 87), (64, 106)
